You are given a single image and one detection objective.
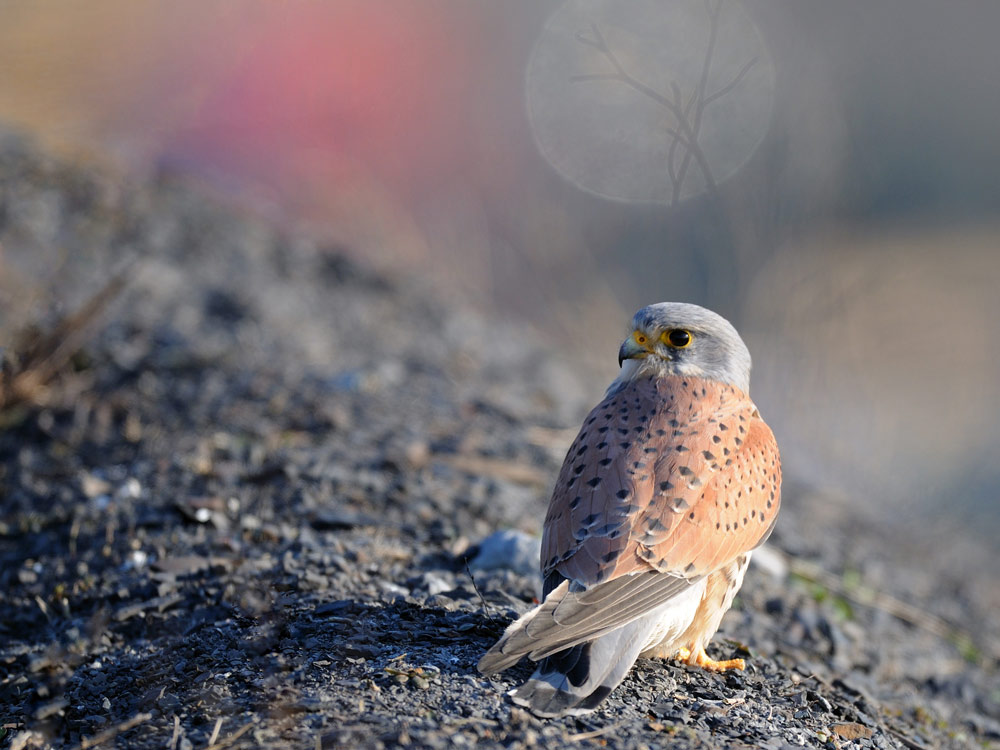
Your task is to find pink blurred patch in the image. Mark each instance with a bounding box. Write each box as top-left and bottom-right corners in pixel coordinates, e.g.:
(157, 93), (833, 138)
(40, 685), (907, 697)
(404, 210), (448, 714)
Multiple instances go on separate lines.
(160, 3), (489, 198)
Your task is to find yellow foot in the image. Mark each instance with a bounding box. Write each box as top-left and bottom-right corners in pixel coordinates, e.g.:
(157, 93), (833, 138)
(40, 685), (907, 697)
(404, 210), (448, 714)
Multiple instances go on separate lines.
(675, 645), (745, 672)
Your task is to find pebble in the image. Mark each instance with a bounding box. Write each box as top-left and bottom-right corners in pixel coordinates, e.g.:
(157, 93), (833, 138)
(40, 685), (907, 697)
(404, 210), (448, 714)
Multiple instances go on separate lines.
(468, 529), (541, 579)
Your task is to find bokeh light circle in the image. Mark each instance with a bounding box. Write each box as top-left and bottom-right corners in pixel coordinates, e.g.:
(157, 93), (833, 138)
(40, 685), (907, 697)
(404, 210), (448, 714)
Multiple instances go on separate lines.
(527, 0), (775, 203)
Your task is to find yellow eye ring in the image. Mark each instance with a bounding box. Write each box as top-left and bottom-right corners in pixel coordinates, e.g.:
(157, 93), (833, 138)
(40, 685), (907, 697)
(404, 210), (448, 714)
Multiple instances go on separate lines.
(661, 329), (693, 348)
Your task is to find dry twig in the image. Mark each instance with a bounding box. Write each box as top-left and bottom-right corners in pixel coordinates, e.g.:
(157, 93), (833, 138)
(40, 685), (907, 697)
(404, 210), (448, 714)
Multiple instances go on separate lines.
(71, 711), (152, 750)
(0, 260), (132, 418)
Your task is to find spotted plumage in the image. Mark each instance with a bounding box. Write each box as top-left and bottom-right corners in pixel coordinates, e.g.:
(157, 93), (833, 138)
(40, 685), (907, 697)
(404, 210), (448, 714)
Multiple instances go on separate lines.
(478, 302), (781, 717)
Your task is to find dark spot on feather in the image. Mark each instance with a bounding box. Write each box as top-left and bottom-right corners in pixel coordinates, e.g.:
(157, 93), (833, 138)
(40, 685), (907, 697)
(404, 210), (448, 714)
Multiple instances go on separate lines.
(702, 450), (716, 461)
(598, 426), (609, 434)
(573, 464), (585, 474)
(582, 513), (600, 526)
(685, 562), (697, 573)
(594, 523), (623, 536)
(587, 477), (602, 488)
(677, 466), (694, 476)
(599, 458), (612, 466)
(616, 489), (630, 499)
(656, 429), (667, 436)
(620, 441), (631, 450)
(597, 441), (608, 450)
(688, 511), (695, 520)
(602, 549), (622, 563)
(569, 496), (582, 509)
(719, 424), (728, 431)
(659, 481), (674, 492)
(675, 445), (689, 453)
(618, 428), (629, 436)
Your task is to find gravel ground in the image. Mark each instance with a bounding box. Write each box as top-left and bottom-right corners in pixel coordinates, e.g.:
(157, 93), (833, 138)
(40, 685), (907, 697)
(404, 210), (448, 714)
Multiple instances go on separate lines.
(1, 131), (998, 749)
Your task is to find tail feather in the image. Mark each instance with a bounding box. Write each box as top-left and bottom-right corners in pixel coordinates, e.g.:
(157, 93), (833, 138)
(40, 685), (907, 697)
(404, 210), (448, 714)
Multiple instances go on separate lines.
(477, 572), (691, 675)
(507, 615), (658, 718)
(478, 573), (706, 717)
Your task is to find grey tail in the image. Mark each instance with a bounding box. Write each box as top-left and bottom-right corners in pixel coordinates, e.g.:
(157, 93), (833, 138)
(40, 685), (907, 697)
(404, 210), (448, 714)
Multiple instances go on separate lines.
(507, 616), (655, 718)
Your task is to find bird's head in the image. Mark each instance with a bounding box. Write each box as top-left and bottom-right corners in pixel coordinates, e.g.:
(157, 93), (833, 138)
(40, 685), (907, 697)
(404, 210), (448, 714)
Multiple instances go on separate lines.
(614, 302), (752, 393)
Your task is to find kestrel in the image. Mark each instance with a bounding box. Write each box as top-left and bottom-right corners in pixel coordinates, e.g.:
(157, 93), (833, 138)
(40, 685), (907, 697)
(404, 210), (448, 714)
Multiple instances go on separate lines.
(478, 302), (781, 717)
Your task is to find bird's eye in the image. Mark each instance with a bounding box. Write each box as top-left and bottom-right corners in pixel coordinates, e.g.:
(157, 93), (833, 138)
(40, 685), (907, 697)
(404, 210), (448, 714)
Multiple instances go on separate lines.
(662, 329), (693, 348)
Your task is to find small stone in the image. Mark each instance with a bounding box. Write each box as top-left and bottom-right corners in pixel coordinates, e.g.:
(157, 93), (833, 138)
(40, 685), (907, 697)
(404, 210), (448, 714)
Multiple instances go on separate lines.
(81, 472), (112, 498)
(831, 722), (874, 740)
(468, 530), (540, 579)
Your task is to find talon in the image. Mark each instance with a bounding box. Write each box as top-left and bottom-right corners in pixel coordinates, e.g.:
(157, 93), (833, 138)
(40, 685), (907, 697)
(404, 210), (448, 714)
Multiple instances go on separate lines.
(675, 645), (745, 672)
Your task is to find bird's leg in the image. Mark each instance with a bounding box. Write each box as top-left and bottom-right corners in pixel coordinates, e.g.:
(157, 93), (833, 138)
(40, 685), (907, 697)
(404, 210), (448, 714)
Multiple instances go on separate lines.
(675, 645), (745, 672)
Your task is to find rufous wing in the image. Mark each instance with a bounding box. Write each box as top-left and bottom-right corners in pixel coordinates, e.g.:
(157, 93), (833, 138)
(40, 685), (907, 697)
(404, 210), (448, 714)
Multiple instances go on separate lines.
(542, 375), (781, 589)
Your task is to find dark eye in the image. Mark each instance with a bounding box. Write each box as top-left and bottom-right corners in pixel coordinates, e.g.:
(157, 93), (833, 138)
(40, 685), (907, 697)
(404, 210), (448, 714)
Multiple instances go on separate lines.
(662, 329), (692, 348)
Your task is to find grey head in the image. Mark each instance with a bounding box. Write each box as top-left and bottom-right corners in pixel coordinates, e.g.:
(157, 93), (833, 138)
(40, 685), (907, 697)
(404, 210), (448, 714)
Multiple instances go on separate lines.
(612, 302), (752, 393)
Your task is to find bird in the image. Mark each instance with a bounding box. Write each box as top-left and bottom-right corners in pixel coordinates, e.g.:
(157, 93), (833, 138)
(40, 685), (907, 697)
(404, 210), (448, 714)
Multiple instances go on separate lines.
(478, 302), (781, 718)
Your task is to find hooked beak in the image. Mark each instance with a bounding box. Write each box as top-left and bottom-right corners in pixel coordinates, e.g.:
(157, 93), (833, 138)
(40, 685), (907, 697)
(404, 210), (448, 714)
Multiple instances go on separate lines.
(618, 332), (653, 367)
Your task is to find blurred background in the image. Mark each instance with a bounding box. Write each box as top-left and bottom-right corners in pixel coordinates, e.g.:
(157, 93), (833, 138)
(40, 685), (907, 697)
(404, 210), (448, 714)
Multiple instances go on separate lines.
(1, 0), (998, 540)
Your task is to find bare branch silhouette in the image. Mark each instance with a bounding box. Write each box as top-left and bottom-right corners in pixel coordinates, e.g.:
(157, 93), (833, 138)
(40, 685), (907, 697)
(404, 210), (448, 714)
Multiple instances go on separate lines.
(571, 0), (758, 206)
(702, 55), (759, 108)
(669, 81), (701, 205)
